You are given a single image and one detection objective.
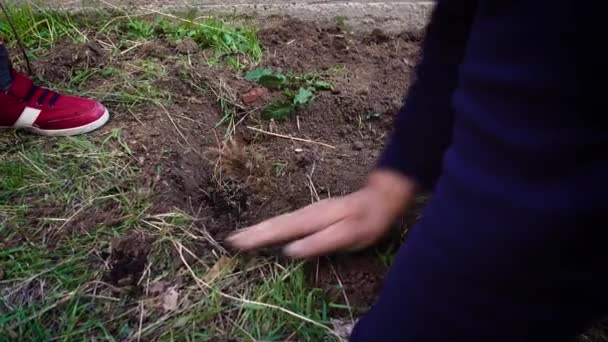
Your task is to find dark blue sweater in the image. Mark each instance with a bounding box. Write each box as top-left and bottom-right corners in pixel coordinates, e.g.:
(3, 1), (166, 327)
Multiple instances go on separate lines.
(352, 1), (605, 341)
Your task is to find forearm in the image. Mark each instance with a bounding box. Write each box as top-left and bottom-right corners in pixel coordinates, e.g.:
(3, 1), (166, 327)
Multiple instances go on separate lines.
(377, 0), (477, 190)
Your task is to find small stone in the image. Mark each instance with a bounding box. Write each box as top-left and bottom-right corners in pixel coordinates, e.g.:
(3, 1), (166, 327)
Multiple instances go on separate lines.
(294, 148), (304, 153)
(162, 288), (180, 312)
(353, 141), (365, 151)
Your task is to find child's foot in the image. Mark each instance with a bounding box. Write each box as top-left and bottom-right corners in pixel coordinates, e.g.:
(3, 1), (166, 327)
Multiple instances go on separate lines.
(0, 70), (109, 136)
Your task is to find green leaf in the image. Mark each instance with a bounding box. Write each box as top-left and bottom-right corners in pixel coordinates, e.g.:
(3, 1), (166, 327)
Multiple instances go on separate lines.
(293, 87), (314, 107)
(127, 20), (154, 40)
(244, 68), (273, 82)
(262, 101), (296, 120)
(223, 32), (235, 46)
(258, 74), (288, 90)
(312, 80), (333, 91)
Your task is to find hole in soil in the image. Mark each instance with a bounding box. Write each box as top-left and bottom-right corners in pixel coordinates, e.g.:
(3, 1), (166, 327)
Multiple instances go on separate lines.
(105, 233), (152, 287)
(205, 178), (250, 221)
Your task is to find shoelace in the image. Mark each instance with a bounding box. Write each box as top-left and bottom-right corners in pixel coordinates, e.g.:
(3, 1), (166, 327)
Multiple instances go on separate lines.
(23, 85), (60, 106)
(0, 0), (33, 75)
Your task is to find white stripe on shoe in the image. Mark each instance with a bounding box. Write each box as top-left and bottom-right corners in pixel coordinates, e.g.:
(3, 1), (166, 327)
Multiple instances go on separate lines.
(1, 107), (110, 136)
(13, 106), (42, 128)
(26, 108), (110, 136)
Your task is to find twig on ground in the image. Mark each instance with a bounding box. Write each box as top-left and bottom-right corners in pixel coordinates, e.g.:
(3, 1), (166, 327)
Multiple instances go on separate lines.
(137, 300), (145, 342)
(247, 126), (336, 149)
(157, 102), (188, 144)
(226, 316), (256, 341)
(120, 41), (147, 55)
(12, 291), (75, 328)
(156, 102), (204, 158)
(329, 261), (355, 325)
(306, 161), (320, 203)
(82, 294), (121, 302)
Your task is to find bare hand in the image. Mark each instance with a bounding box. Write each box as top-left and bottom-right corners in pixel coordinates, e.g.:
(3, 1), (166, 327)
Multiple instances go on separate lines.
(227, 170), (416, 258)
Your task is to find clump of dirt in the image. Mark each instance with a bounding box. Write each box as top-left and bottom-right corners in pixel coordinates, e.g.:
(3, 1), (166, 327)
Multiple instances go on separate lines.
(106, 232), (152, 287)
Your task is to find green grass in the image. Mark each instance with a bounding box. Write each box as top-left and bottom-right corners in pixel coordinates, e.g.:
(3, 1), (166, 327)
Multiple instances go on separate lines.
(71, 59), (172, 109)
(0, 4), (84, 54)
(240, 264), (333, 341)
(0, 133), (138, 340)
(152, 16), (263, 69)
(0, 134), (135, 242)
(1, 3), (262, 70)
(1, 245), (107, 340)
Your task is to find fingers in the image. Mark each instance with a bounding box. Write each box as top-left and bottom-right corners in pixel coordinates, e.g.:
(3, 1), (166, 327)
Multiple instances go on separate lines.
(283, 219), (367, 258)
(227, 198), (349, 251)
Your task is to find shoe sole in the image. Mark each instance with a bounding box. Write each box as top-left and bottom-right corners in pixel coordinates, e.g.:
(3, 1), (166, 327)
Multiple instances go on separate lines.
(0, 108), (110, 137)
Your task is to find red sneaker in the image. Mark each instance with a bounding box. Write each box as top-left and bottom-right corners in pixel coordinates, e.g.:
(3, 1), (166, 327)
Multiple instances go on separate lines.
(0, 70), (109, 136)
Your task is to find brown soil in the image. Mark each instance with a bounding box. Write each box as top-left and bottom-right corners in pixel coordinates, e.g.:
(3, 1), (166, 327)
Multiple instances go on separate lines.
(106, 232), (152, 288)
(310, 254), (388, 314)
(35, 18), (420, 313)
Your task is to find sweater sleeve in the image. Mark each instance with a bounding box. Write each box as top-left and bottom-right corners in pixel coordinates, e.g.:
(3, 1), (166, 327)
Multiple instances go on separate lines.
(377, 0), (478, 190)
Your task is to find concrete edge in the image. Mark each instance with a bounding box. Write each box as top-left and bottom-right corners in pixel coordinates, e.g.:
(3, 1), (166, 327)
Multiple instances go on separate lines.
(48, 1), (435, 33)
